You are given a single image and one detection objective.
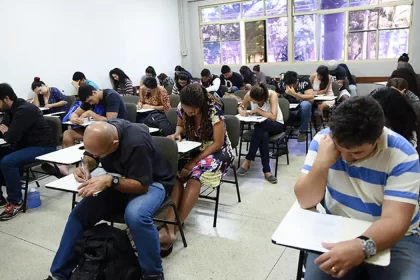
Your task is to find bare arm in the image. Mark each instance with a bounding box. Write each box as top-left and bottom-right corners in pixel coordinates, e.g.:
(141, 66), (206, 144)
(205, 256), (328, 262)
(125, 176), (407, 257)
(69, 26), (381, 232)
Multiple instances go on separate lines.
(238, 93), (251, 116)
(33, 94), (41, 107)
(294, 164), (329, 209)
(48, 100), (68, 108)
(70, 107), (86, 122)
(255, 92), (278, 121)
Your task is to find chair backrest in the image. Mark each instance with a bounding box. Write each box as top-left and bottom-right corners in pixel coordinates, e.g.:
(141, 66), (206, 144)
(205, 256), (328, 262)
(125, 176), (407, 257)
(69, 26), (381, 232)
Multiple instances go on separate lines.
(125, 103), (137, 123)
(220, 85), (229, 95)
(233, 90), (247, 100)
(165, 85), (173, 95)
(132, 86), (138, 95)
(167, 108), (178, 129)
(152, 136), (178, 175)
(44, 116), (62, 146)
(278, 98), (290, 123)
(267, 84), (276, 91)
(224, 115), (240, 149)
(221, 98), (238, 116)
(331, 81), (340, 96)
(169, 95), (180, 108)
(65, 95), (77, 109)
(122, 95), (138, 104)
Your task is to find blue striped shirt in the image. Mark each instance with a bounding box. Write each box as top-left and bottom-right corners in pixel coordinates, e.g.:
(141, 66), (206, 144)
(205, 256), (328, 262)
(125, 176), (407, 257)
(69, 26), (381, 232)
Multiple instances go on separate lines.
(302, 127), (420, 235)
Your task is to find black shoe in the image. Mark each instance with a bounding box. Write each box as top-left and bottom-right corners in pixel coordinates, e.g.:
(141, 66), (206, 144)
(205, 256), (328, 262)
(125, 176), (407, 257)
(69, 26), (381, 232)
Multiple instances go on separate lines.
(0, 196), (7, 209)
(160, 244), (173, 258)
(44, 277), (53, 280)
(141, 274), (164, 280)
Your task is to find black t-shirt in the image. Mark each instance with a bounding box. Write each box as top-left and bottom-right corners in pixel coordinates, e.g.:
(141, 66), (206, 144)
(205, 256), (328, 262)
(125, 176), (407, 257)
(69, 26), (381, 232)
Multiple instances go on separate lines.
(220, 72), (244, 89)
(277, 77), (313, 104)
(80, 89), (129, 120)
(329, 66), (347, 90)
(99, 119), (175, 194)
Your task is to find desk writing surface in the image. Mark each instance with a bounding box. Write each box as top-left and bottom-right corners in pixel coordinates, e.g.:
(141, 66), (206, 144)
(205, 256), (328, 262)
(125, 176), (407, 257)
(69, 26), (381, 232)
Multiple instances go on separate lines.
(137, 108), (155, 113)
(314, 95), (336, 101)
(39, 107), (50, 111)
(374, 81), (387, 86)
(235, 114), (267, 123)
(62, 120), (96, 127)
(289, 104), (299, 109)
(177, 140), (201, 153)
(272, 201), (390, 266)
(0, 139), (6, 146)
(44, 111), (66, 117)
(148, 127), (159, 133)
(36, 143), (84, 165)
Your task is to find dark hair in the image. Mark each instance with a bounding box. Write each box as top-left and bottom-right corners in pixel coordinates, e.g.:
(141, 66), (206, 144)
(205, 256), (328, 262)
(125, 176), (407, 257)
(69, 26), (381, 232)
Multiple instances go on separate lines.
(221, 65), (231, 74)
(338, 63), (356, 85)
(240, 66), (253, 79)
(249, 83), (269, 103)
(157, 73), (168, 84)
(174, 65), (185, 72)
(370, 87), (417, 142)
(398, 53), (410, 63)
(201, 69), (211, 77)
(176, 72), (191, 89)
(72, 71), (86, 81)
(145, 66), (157, 77)
(329, 96), (384, 148)
(283, 71), (298, 86)
(180, 84), (222, 142)
(0, 83), (18, 102)
(78, 85), (96, 102)
(316, 66), (330, 91)
(144, 76), (158, 91)
(253, 65), (261, 72)
(109, 68), (130, 90)
(386, 78), (409, 92)
(31, 77), (45, 91)
(390, 68), (420, 98)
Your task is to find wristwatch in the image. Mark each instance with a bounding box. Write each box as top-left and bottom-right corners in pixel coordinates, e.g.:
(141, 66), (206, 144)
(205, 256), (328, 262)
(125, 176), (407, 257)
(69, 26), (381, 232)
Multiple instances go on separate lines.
(357, 236), (377, 258)
(111, 176), (120, 189)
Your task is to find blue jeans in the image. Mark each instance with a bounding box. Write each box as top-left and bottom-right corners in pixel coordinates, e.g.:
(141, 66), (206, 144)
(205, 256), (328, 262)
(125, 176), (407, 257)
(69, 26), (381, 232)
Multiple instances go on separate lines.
(51, 182), (166, 280)
(289, 101), (312, 132)
(246, 120), (284, 173)
(305, 234), (420, 280)
(0, 146), (55, 204)
(230, 86), (240, 93)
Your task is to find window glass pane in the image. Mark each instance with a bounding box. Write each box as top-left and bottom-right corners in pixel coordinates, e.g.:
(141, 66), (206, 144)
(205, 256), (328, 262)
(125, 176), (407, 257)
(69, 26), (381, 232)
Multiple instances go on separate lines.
(294, 0), (318, 13)
(266, 0), (287, 16)
(349, 10), (378, 31)
(348, 32), (377, 60)
(294, 15), (317, 61)
(203, 43), (221, 65)
(378, 29), (409, 59)
(221, 23), (241, 41)
(245, 21), (266, 63)
(221, 3), (241, 20)
(320, 13), (345, 60)
(201, 7), (219, 23)
(267, 17), (288, 62)
(221, 41), (242, 64)
(242, 0), (264, 18)
(321, 0), (347, 10)
(381, 0), (400, 2)
(379, 6), (411, 29)
(349, 0), (377, 7)
(201, 25), (219, 42)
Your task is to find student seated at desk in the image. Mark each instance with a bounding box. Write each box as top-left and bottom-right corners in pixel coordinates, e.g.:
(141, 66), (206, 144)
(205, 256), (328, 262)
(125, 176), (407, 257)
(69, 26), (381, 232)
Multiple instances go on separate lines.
(385, 78), (420, 116)
(109, 68), (134, 96)
(237, 84), (284, 183)
(171, 72), (191, 95)
(277, 71), (314, 142)
(240, 65), (258, 90)
(159, 84), (234, 255)
(71, 71), (99, 91)
(45, 120), (175, 280)
(294, 97), (420, 280)
(138, 77), (170, 114)
(200, 68), (223, 97)
(140, 66), (160, 88)
(157, 73), (175, 88)
(253, 65), (267, 84)
(31, 77), (68, 113)
(220, 65), (244, 93)
(0, 84), (55, 220)
(309, 66), (335, 113)
(326, 60), (351, 101)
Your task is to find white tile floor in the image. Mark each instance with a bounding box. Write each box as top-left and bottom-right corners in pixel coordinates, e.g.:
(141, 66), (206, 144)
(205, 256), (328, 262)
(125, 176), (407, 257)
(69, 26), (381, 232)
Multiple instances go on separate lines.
(0, 139), (308, 280)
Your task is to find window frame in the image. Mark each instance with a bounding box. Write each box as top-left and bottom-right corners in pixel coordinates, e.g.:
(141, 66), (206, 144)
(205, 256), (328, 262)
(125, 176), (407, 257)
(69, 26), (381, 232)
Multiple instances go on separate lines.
(198, 0), (413, 66)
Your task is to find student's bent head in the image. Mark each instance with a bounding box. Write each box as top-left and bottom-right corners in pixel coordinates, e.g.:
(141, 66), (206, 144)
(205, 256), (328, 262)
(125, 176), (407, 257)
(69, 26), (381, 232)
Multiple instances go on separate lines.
(249, 84), (269, 104)
(145, 66), (157, 77)
(387, 78), (409, 95)
(201, 69), (211, 83)
(0, 83), (18, 110)
(283, 71), (298, 87)
(31, 77), (48, 94)
(72, 71), (86, 85)
(177, 72), (190, 87)
(221, 65), (232, 79)
(79, 85), (100, 105)
(240, 66), (253, 78)
(143, 77), (158, 92)
(329, 97), (384, 162)
(253, 65), (261, 73)
(84, 122), (119, 158)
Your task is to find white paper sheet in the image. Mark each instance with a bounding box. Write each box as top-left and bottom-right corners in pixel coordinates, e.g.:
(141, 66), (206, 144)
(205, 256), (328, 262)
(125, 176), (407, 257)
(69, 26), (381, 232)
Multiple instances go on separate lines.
(235, 114), (267, 123)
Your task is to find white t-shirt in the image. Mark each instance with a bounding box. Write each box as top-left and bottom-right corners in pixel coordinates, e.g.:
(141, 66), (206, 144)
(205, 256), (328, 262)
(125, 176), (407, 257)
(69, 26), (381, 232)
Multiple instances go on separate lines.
(250, 90), (284, 124)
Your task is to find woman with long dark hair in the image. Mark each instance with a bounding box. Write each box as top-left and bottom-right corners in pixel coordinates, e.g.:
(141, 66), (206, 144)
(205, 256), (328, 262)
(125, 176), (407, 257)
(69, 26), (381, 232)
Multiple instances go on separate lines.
(240, 65), (258, 90)
(31, 77), (68, 113)
(157, 73), (175, 88)
(159, 84), (234, 255)
(237, 83), (284, 183)
(109, 68), (133, 95)
(392, 61), (420, 98)
(310, 65), (334, 112)
(174, 65), (193, 81)
(371, 87), (420, 155)
(140, 66), (160, 87)
(138, 77), (170, 113)
(172, 71), (191, 95)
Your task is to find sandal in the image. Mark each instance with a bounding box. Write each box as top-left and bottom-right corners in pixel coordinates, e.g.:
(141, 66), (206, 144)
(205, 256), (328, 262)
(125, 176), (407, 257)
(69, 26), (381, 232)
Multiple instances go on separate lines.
(160, 243), (173, 258)
(237, 166), (249, 176)
(265, 174), (278, 184)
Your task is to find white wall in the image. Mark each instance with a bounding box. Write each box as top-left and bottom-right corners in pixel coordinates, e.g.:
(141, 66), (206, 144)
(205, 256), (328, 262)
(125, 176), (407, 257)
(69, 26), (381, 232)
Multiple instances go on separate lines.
(0, 0), (182, 99)
(180, 0), (420, 95)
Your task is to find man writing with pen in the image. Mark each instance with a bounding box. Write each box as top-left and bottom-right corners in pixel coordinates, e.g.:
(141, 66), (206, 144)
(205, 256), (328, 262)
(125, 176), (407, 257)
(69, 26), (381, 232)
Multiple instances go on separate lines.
(45, 119), (175, 280)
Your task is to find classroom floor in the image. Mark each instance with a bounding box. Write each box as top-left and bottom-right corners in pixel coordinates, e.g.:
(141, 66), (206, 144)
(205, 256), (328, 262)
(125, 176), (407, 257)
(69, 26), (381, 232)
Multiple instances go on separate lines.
(0, 140), (308, 280)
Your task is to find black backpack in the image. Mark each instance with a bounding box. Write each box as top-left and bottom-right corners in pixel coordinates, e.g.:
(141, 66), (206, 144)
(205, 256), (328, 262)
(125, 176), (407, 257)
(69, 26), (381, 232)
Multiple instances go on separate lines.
(70, 223), (142, 280)
(144, 110), (174, 136)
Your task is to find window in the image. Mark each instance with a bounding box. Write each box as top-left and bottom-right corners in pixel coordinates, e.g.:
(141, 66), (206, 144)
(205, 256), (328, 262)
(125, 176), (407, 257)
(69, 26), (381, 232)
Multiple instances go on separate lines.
(199, 0), (412, 65)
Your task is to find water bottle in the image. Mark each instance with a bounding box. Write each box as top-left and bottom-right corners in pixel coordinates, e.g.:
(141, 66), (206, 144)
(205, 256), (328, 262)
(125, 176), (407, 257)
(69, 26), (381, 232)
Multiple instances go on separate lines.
(27, 188), (42, 209)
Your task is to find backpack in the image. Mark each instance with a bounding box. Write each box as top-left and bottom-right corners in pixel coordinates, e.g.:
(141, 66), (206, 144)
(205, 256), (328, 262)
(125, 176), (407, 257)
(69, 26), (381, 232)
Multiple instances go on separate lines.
(144, 110), (174, 136)
(70, 223), (142, 280)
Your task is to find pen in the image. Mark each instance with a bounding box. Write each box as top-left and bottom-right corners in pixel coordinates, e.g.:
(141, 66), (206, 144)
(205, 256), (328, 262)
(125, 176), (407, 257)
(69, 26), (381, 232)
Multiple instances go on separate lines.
(80, 157), (86, 180)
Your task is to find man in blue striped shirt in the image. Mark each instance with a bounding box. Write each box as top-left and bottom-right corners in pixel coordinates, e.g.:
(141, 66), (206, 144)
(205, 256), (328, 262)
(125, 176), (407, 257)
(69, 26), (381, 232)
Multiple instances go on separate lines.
(295, 96), (420, 279)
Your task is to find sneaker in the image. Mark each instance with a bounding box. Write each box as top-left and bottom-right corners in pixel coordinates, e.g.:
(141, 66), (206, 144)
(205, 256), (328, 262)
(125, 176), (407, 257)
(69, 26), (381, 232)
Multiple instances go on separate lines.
(0, 202), (24, 221)
(297, 133), (307, 142)
(0, 196), (7, 209)
(265, 174), (278, 184)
